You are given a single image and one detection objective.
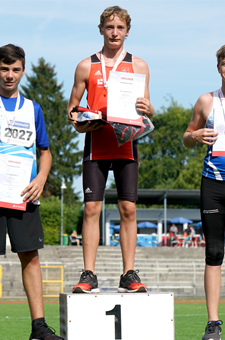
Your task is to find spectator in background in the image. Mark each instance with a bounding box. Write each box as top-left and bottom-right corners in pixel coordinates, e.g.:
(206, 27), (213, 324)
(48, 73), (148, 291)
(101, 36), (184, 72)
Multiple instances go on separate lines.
(70, 230), (80, 246)
(170, 223), (178, 237)
(182, 229), (189, 247)
(190, 226), (198, 248)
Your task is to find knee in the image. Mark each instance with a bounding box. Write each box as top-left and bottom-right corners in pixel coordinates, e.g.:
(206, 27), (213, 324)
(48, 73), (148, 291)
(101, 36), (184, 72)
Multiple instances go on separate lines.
(84, 202), (102, 219)
(206, 246), (224, 266)
(119, 202), (136, 221)
(18, 250), (39, 268)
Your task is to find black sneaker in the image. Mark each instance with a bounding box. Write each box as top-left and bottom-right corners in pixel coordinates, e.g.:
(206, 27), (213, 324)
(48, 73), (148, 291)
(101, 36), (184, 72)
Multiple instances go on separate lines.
(72, 270), (100, 293)
(29, 318), (63, 340)
(118, 270), (147, 293)
(202, 320), (223, 340)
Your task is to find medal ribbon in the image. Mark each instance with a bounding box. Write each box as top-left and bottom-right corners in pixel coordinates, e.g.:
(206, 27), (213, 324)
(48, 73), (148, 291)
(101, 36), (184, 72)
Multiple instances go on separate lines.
(0, 93), (21, 129)
(220, 88), (225, 117)
(101, 48), (125, 91)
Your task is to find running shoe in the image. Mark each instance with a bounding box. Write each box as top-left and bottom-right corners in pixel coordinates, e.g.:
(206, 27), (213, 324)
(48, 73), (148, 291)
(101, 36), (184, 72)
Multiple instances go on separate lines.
(118, 269), (147, 293)
(29, 319), (63, 340)
(72, 270), (100, 293)
(202, 320), (223, 340)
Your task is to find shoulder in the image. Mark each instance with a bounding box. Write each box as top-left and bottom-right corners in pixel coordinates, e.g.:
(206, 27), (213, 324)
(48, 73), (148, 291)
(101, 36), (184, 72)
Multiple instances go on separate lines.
(76, 56), (92, 73)
(196, 92), (213, 106)
(194, 92), (213, 117)
(21, 95), (42, 115)
(132, 55), (149, 74)
(74, 56), (93, 82)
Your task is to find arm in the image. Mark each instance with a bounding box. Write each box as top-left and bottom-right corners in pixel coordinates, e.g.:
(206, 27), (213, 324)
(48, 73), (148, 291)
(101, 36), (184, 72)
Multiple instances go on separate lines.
(67, 58), (101, 133)
(132, 56), (154, 118)
(183, 93), (218, 148)
(21, 147), (52, 203)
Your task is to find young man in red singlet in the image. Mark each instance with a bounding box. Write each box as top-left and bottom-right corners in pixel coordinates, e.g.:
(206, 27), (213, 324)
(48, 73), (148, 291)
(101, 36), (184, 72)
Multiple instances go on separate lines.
(68, 6), (154, 293)
(183, 45), (225, 340)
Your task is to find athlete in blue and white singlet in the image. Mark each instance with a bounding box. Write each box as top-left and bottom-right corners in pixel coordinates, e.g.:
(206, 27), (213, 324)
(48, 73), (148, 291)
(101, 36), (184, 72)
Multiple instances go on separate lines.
(202, 89), (225, 180)
(0, 94), (49, 201)
(183, 44), (225, 339)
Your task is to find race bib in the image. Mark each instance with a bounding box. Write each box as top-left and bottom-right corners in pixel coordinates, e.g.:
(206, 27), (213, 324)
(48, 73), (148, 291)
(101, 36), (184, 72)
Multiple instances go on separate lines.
(1, 117), (36, 147)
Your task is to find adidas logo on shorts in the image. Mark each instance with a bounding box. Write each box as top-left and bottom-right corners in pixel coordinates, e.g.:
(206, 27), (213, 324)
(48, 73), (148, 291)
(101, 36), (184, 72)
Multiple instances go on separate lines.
(85, 187), (92, 193)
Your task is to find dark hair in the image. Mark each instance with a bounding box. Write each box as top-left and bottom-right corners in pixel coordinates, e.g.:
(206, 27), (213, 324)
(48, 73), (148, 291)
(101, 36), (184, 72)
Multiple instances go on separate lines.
(0, 44), (25, 70)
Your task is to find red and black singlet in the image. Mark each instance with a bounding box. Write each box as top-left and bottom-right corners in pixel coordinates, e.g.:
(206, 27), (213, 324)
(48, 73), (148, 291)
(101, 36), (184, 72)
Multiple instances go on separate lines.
(83, 52), (138, 162)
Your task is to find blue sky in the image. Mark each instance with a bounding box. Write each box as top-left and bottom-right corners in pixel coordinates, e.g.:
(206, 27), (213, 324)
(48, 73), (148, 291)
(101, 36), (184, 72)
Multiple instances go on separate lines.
(1, 0), (224, 196)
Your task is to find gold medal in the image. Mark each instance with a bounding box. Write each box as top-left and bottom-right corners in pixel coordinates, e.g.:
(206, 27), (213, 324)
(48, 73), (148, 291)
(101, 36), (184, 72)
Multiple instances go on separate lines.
(103, 88), (107, 96)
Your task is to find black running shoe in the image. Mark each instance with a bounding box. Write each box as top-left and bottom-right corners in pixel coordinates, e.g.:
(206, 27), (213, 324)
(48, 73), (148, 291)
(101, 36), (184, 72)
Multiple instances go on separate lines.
(202, 320), (223, 340)
(29, 319), (63, 340)
(72, 270), (100, 293)
(118, 269), (147, 293)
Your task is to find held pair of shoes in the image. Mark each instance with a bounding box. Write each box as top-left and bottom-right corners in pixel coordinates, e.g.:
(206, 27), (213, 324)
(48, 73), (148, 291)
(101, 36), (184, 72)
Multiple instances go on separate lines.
(202, 320), (223, 340)
(29, 318), (64, 340)
(72, 269), (147, 293)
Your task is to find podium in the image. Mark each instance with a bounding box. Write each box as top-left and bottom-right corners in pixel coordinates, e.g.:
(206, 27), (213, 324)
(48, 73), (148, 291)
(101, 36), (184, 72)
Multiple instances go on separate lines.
(60, 291), (174, 340)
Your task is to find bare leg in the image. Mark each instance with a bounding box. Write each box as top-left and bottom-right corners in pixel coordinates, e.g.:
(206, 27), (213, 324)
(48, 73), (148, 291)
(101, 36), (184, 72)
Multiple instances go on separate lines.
(18, 250), (44, 321)
(118, 200), (137, 273)
(82, 201), (102, 273)
(204, 264), (221, 321)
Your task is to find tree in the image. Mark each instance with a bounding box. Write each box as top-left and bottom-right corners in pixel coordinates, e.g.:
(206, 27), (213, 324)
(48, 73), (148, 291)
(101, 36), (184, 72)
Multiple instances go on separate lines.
(173, 143), (206, 189)
(39, 196), (83, 244)
(21, 58), (82, 203)
(138, 99), (205, 190)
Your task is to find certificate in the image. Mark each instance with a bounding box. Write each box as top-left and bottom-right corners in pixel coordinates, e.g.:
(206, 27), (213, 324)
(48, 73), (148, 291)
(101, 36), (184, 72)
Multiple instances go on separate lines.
(107, 71), (146, 126)
(0, 154), (33, 210)
(212, 107), (225, 156)
(212, 135), (225, 156)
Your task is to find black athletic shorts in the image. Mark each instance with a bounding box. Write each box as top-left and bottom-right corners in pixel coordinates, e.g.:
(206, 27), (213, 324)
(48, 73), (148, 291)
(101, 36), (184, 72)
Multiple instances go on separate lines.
(0, 204), (44, 255)
(201, 176), (225, 266)
(83, 159), (138, 202)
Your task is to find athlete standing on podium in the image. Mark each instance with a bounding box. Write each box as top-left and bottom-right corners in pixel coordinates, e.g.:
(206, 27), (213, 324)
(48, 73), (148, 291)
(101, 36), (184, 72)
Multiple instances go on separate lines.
(0, 44), (63, 340)
(67, 6), (154, 293)
(183, 45), (225, 340)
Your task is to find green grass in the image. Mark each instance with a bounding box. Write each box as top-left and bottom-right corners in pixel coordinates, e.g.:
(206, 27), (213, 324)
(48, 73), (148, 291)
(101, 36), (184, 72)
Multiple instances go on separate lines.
(175, 301), (225, 340)
(0, 302), (60, 340)
(1, 300), (225, 340)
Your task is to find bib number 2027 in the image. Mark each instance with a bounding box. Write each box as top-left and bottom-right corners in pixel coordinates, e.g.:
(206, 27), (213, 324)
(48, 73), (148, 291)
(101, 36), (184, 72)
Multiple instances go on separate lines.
(106, 305), (122, 339)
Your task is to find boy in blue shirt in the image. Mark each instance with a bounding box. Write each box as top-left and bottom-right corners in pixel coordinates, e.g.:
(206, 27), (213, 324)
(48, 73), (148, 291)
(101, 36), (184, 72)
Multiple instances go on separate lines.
(0, 44), (63, 340)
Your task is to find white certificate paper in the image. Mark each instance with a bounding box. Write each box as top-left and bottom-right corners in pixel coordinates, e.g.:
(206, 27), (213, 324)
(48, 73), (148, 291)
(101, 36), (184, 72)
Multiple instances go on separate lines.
(212, 108), (225, 156)
(0, 154), (33, 210)
(107, 71), (146, 126)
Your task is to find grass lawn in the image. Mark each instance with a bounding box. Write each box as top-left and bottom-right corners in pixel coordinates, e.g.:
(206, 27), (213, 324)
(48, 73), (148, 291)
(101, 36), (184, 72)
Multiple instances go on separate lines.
(0, 301), (60, 340)
(1, 299), (225, 339)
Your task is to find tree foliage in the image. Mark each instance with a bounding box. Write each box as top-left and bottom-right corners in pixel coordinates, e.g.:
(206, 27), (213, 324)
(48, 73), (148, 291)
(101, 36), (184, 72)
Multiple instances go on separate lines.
(138, 99), (207, 190)
(39, 196), (83, 244)
(21, 58), (82, 204)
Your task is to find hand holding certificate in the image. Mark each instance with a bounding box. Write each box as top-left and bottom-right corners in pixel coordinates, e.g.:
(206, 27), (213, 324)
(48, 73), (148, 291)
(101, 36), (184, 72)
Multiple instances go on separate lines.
(0, 154), (33, 210)
(107, 71), (146, 126)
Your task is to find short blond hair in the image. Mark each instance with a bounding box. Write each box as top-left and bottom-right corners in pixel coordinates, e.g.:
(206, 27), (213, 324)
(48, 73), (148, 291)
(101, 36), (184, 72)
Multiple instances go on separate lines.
(216, 45), (225, 64)
(98, 6), (131, 32)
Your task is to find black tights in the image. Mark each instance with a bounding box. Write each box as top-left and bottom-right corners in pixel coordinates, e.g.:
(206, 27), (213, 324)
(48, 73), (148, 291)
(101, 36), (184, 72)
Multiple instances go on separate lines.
(201, 176), (225, 266)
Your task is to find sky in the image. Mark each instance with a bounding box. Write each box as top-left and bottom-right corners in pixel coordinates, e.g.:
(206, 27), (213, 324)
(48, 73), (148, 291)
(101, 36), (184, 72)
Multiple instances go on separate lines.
(1, 0), (225, 196)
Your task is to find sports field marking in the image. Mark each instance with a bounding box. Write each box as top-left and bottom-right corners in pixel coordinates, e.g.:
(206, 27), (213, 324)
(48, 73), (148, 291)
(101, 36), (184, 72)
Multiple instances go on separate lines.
(0, 316), (59, 320)
(0, 300), (58, 303)
(175, 300), (225, 303)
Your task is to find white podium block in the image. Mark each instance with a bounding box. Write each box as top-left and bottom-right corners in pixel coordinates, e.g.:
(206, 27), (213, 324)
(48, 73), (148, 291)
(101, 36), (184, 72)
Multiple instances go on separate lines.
(60, 291), (174, 340)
